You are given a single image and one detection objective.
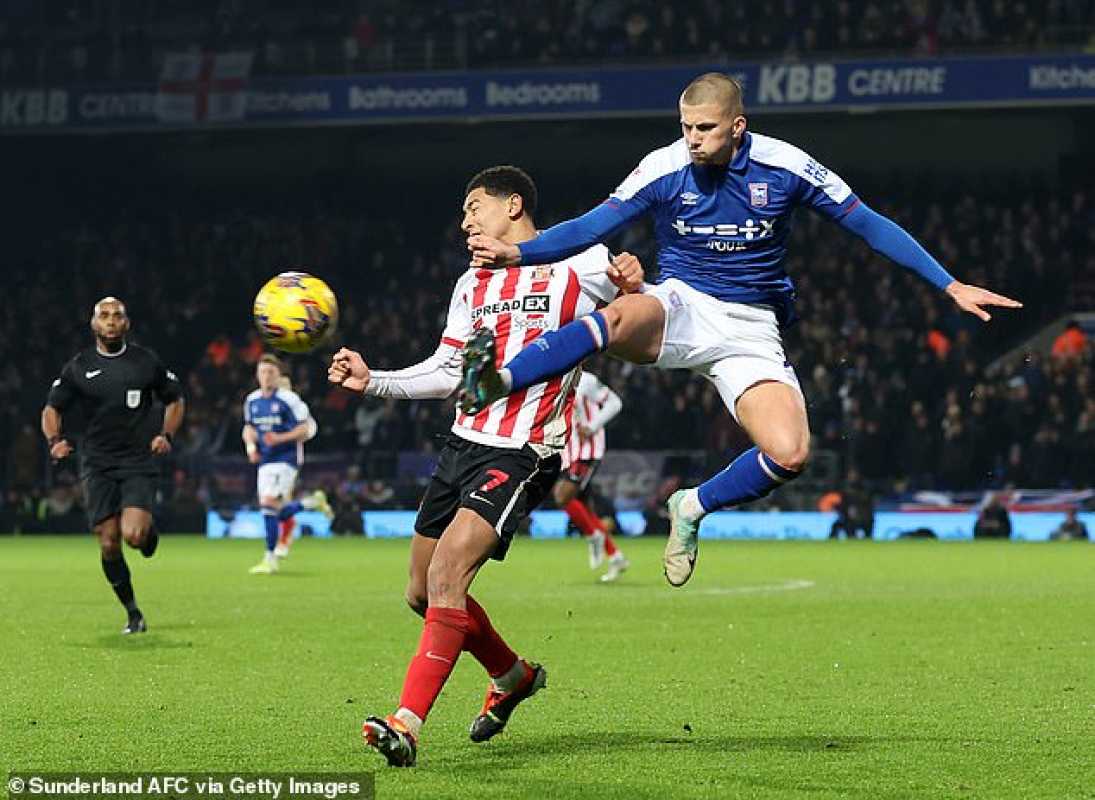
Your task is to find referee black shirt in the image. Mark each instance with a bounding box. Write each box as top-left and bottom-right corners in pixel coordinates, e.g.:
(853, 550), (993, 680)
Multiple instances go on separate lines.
(46, 343), (184, 475)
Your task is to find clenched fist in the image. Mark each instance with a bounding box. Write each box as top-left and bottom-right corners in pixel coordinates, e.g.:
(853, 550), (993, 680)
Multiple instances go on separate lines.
(329, 347), (371, 393)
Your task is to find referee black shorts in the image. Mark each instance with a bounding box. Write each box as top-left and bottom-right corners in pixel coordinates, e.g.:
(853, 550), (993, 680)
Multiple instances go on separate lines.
(82, 467), (157, 528)
(415, 435), (561, 561)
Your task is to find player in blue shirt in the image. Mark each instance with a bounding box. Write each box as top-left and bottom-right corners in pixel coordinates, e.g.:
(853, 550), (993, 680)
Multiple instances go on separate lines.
(460, 72), (1021, 587)
(243, 353), (328, 574)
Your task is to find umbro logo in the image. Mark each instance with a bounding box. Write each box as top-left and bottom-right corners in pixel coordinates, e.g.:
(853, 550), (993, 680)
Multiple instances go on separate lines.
(85, 370), (102, 379)
(680, 192), (699, 206)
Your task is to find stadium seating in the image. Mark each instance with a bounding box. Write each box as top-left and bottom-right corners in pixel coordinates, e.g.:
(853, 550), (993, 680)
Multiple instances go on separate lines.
(2, 0), (1094, 85)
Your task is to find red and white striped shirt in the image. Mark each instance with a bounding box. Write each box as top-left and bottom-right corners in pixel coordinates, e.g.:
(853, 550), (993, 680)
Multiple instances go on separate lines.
(440, 245), (617, 452)
(563, 371), (623, 465)
(365, 246), (617, 450)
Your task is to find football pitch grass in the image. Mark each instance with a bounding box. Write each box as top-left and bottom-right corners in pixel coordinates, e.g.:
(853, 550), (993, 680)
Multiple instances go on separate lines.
(2, 535), (1093, 800)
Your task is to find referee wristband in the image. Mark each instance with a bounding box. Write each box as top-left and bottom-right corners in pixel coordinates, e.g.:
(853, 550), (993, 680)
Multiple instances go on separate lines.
(48, 435), (63, 446)
(159, 431), (174, 444)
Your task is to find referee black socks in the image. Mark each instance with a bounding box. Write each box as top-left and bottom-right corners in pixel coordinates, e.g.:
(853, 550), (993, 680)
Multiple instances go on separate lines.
(139, 524), (159, 558)
(101, 555), (138, 614)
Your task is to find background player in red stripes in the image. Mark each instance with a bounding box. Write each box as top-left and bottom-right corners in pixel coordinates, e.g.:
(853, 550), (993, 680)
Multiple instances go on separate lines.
(554, 370), (629, 581)
(328, 165), (643, 767)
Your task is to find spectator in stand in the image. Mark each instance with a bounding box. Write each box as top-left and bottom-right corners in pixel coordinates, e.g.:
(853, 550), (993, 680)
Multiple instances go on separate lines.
(1049, 509), (1090, 541)
(6, 0), (1095, 83)
(974, 493), (1013, 539)
(828, 469), (875, 540)
(1052, 320), (1089, 360)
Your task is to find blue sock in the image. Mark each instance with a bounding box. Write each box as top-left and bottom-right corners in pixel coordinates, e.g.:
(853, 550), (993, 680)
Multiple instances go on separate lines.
(262, 509), (278, 552)
(278, 501), (302, 521)
(696, 447), (800, 512)
(507, 312), (609, 392)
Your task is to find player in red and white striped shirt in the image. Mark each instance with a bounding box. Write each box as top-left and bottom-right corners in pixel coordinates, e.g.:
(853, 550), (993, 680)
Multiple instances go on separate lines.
(328, 166), (642, 767)
(555, 371), (629, 581)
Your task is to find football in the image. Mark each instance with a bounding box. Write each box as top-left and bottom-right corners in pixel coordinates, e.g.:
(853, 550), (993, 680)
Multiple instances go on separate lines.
(252, 271), (339, 353)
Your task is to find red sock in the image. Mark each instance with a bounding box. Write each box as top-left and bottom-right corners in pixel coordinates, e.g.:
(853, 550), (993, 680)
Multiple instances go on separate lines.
(564, 499), (603, 537)
(565, 498), (620, 555)
(398, 607), (468, 721)
(464, 595), (518, 677)
(277, 518), (294, 549)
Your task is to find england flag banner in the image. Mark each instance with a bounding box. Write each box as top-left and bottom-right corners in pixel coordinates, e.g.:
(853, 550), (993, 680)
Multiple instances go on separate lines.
(157, 51), (254, 123)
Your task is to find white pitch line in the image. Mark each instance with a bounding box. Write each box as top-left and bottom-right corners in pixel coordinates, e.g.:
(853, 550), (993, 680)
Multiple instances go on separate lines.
(688, 579), (816, 596)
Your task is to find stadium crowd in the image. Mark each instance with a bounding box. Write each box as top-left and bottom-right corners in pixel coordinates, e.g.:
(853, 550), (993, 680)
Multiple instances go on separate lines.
(2, 172), (1092, 532)
(3, 0), (1095, 84)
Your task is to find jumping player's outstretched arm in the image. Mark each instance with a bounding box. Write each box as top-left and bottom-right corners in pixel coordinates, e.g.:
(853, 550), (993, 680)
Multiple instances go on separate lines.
(469, 204), (636, 268)
(468, 148), (671, 269)
(784, 146), (1023, 322)
(836, 202), (1022, 321)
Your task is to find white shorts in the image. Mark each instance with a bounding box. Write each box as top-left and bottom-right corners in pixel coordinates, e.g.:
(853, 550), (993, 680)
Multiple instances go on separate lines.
(646, 278), (802, 422)
(257, 462), (298, 502)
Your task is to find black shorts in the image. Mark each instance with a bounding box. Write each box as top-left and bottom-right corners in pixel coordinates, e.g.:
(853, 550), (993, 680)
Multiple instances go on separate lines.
(82, 467), (157, 527)
(415, 435), (561, 561)
(561, 458), (601, 497)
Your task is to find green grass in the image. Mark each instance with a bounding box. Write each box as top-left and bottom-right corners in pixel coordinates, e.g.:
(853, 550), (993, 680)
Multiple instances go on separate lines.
(2, 535), (1094, 799)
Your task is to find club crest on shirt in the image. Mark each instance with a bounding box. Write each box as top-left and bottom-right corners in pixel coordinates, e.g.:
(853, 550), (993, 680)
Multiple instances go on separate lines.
(532, 266), (554, 282)
(679, 192), (699, 206)
(126, 390), (141, 408)
(748, 182), (769, 208)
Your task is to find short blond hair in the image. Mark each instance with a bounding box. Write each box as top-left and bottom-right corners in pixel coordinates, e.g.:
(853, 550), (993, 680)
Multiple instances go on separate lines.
(681, 73), (745, 117)
(258, 353), (285, 374)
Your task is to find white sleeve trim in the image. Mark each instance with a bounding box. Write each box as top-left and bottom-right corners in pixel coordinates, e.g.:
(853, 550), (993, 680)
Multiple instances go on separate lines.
(278, 389), (311, 423)
(366, 342), (462, 400)
(586, 384), (623, 433)
(609, 139), (690, 202)
(748, 132), (852, 204)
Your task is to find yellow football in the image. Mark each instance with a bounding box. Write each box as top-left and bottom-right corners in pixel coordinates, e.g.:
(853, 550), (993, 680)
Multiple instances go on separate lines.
(252, 271), (339, 354)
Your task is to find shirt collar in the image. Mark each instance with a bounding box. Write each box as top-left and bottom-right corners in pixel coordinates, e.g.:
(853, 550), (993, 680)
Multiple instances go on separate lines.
(96, 341), (127, 358)
(728, 131), (752, 174)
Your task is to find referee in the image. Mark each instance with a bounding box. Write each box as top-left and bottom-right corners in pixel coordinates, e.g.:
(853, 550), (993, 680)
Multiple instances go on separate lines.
(41, 297), (185, 634)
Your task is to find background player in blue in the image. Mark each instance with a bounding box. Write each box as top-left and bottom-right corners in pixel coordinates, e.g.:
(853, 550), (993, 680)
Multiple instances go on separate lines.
(462, 72), (1022, 587)
(242, 353), (321, 575)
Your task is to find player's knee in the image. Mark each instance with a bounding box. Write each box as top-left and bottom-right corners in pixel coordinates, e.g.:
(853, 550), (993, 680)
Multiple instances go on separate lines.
(604, 295), (662, 362)
(764, 437), (810, 474)
(120, 520), (148, 546)
(601, 304), (626, 344)
(553, 481), (573, 506)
